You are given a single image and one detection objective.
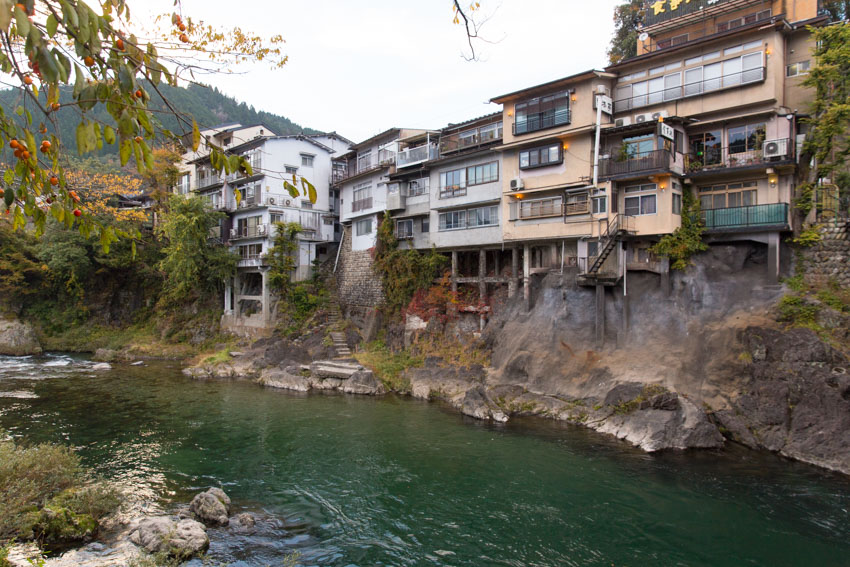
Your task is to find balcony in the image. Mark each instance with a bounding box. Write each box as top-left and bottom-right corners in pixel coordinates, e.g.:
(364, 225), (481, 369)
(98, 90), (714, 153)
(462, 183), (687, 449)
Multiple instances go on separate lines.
(440, 125), (503, 155)
(226, 157), (262, 183)
(230, 224), (269, 240)
(686, 138), (793, 175)
(237, 255), (264, 268)
(396, 143), (438, 168)
(513, 109), (571, 136)
(701, 203), (789, 232)
(613, 67), (765, 112)
(599, 149), (674, 180)
(517, 198), (563, 220)
(439, 183), (467, 200)
(352, 197), (373, 212)
(194, 174), (222, 191)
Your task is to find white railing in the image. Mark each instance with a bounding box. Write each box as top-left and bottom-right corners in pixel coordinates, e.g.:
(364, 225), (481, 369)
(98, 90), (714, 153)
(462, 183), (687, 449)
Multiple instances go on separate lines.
(397, 144), (438, 168)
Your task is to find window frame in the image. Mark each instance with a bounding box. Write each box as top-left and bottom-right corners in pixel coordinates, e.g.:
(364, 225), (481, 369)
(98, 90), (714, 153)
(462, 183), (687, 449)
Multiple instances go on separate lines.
(519, 144), (563, 170)
(355, 218), (373, 236)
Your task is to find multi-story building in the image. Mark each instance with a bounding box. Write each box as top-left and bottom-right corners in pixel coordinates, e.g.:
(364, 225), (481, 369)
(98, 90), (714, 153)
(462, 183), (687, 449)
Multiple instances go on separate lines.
(175, 124), (351, 335)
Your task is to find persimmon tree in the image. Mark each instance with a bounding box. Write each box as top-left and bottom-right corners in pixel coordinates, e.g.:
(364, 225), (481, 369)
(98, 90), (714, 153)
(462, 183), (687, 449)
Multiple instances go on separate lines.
(0, 0), (293, 250)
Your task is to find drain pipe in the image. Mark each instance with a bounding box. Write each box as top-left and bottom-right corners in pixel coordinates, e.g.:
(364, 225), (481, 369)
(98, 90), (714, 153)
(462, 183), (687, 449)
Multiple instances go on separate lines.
(333, 227), (345, 273)
(560, 240), (565, 274)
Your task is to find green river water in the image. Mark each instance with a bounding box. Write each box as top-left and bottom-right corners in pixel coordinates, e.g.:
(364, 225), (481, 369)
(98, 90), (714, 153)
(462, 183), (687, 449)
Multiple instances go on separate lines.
(0, 354), (848, 566)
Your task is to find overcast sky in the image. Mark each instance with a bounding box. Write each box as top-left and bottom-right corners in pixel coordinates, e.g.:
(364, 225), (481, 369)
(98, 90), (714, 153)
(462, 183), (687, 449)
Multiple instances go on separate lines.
(142, 1), (621, 142)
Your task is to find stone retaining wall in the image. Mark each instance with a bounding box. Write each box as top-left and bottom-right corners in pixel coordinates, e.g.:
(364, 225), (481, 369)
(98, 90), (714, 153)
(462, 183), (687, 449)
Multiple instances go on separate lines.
(804, 220), (850, 288)
(336, 225), (385, 309)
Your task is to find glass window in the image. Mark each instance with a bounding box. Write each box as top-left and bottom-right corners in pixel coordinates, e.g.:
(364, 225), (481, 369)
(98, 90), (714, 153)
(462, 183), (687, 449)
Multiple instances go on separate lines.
(684, 67), (702, 96)
(439, 210), (466, 231)
(724, 44), (743, 55)
(467, 162), (499, 185)
(666, 61), (682, 70)
(514, 90), (571, 134)
(728, 123), (765, 154)
(592, 196), (607, 214)
(664, 73), (682, 101)
(284, 165), (298, 175)
(650, 66), (665, 75)
(623, 135), (654, 157)
(744, 40), (762, 50)
(723, 56), (743, 86)
(704, 62), (722, 91)
(685, 56), (702, 66)
(301, 154), (314, 167)
(353, 182), (372, 202)
(440, 168), (465, 189)
(355, 218), (372, 235)
(689, 130), (722, 166)
(704, 51), (720, 60)
(519, 144), (563, 170)
(396, 219), (413, 238)
(356, 151), (372, 172)
(672, 193), (682, 215)
(421, 217), (430, 233)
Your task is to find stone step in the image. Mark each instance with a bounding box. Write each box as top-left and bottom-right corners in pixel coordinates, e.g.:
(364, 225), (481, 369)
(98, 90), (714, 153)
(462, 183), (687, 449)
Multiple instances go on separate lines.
(310, 360), (364, 379)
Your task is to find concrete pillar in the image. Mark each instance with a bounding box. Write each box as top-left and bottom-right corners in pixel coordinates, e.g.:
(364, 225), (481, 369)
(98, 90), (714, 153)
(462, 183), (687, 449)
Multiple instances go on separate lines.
(451, 250), (458, 294)
(550, 244), (558, 270)
(224, 278), (232, 314)
(509, 247), (519, 297)
(660, 257), (671, 296)
(767, 231), (780, 284)
(622, 282), (630, 334)
(233, 272), (241, 317)
(478, 249), (487, 301)
(523, 244), (531, 311)
(494, 251), (500, 279)
(596, 284), (605, 348)
(261, 270), (270, 323)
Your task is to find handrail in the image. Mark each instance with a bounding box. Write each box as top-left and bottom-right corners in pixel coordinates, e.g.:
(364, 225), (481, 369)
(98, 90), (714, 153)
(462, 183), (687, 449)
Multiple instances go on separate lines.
(587, 214), (621, 274)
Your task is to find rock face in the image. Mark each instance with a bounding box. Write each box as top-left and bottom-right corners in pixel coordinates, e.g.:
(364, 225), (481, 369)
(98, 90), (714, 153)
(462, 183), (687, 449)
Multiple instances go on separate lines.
(129, 516), (209, 559)
(714, 327), (850, 474)
(0, 317), (42, 356)
(257, 361), (385, 395)
(189, 488), (231, 526)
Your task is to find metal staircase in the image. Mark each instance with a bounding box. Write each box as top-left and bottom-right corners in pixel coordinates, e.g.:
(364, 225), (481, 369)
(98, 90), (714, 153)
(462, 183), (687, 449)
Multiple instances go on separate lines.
(586, 214), (630, 275)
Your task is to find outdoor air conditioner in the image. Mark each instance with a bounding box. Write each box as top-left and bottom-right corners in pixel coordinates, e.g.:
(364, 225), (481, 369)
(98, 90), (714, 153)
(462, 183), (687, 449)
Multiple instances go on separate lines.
(633, 113), (651, 123)
(650, 110), (669, 120)
(615, 117), (632, 127)
(266, 197), (276, 205)
(763, 139), (789, 159)
(229, 228), (238, 238)
(510, 178), (524, 191)
(257, 225), (267, 236)
(285, 199), (292, 206)
(595, 84), (610, 96)
(239, 201), (248, 208)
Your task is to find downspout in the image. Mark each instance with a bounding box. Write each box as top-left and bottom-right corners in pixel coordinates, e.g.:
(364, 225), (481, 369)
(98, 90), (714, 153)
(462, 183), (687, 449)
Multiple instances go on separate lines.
(333, 226), (345, 273)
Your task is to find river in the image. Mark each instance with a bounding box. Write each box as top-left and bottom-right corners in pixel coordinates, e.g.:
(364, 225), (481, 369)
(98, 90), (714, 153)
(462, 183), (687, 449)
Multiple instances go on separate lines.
(0, 354), (848, 566)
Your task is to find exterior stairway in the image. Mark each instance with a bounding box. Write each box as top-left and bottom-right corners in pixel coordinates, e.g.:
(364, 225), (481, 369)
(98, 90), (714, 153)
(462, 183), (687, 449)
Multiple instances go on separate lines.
(579, 214), (634, 286)
(324, 274), (352, 359)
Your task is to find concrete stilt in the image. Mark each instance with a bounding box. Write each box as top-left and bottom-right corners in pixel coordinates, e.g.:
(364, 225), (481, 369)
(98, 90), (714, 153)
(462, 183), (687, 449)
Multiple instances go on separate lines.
(523, 244), (531, 311)
(767, 231), (780, 284)
(595, 284), (605, 348)
(261, 269), (270, 323)
(509, 247), (518, 297)
(451, 250), (458, 295)
(661, 258), (671, 296)
(478, 249), (487, 301)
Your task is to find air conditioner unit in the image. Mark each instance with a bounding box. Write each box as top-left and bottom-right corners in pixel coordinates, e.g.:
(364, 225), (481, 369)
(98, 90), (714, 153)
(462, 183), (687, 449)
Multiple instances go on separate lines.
(615, 117), (632, 127)
(239, 201), (248, 208)
(266, 197), (276, 205)
(633, 113), (651, 123)
(285, 199), (292, 206)
(763, 139), (789, 159)
(257, 225), (267, 236)
(510, 178), (524, 191)
(650, 110), (669, 120)
(229, 228), (238, 238)
(595, 84), (610, 96)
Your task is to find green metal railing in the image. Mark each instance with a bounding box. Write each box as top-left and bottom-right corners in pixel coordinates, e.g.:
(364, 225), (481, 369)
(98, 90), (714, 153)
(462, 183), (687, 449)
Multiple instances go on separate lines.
(701, 203), (789, 231)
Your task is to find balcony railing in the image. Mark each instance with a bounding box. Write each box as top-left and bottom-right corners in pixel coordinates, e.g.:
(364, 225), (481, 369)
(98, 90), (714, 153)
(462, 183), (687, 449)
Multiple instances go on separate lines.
(614, 67), (765, 112)
(226, 157), (262, 183)
(231, 224), (269, 239)
(194, 175), (222, 191)
(700, 203), (789, 231)
(299, 211), (321, 232)
(397, 144), (438, 168)
(518, 198), (564, 220)
(440, 125), (503, 154)
(439, 183), (467, 199)
(513, 109), (571, 135)
(352, 197), (373, 212)
(564, 198), (590, 215)
(599, 148), (673, 179)
(686, 138), (793, 173)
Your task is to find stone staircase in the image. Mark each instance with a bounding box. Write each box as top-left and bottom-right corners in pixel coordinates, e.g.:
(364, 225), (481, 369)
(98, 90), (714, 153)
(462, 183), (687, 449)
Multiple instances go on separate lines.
(325, 275), (352, 359)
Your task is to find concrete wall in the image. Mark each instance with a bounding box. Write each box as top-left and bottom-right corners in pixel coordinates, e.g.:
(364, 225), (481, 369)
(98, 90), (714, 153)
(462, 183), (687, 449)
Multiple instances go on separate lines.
(336, 225), (385, 309)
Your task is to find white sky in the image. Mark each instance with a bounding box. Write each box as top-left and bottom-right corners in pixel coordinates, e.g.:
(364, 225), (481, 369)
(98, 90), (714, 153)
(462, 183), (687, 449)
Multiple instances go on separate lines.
(140, 1), (621, 142)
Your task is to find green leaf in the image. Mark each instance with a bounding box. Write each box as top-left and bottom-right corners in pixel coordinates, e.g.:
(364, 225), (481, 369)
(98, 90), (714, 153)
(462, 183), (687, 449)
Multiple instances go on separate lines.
(14, 5), (29, 37)
(46, 13), (58, 37)
(0, 0), (12, 33)
(3, 187), (13, 207)
(3, 169), (13, 184)
(301, 178), (317, 203)
(104, 125), (115, 145)
(192, 119), (200, 152)
(119, 138), (131, 165)
(75, 122), (86, 154)
(73, 63), (84, 98)
(284, 181), (299, 198)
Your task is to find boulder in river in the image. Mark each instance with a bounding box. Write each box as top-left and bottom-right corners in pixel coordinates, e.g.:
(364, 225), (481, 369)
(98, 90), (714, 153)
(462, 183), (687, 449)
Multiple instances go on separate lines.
(129, 516), (208, 559)
(0, 316), (42, 356)
(189, 488), (231, 525)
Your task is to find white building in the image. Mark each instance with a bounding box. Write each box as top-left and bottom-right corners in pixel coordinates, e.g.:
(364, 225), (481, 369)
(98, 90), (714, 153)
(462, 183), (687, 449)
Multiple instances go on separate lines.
(175, 123), (352, 335)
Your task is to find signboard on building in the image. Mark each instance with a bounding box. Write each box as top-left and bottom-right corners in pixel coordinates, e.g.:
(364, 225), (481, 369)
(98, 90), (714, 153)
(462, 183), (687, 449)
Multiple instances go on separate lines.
(658, 122), (674, 141)
(643, 0), (731, 27)
(596, 95), (613, 116)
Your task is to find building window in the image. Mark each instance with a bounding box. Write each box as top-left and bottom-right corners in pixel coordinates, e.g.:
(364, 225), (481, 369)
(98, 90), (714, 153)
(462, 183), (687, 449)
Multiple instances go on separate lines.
(396, 219), (413, 239)
(479, 122), (502, 142)
(519, 144), (562, 169)
(239, 244), (262, 259)
(514, 90), (570, 135)
(285, 165), (298, 175)
(717, 9), (771, 32)
(689, 130), (722, 166)
(438, 205), (498, 231)
(467, 161), (499, 185)
(357, 151), (372, 173)
(622, 134), (655, 157)
(439, 210), (466, 231)
(698, 181), (758, 209)
(408, 178), (429, 196)
(624, 184), (657, 216)
(352, 182), (372, 212)
(459, 129), (478, 148)
(421, 217), (430, 233)
(728, 123), (765, 154)
(301, 201), (313, 209)
(439, 168), (466, 198)
(672, 193), (682, 215)
(592, 196), (607, 214)
(517, 196), (563, 219)
(786, 60), (811, 77)
(176, 173), (190, 194)
(301, 154), (314, 167)
(355, 218), (373, 236)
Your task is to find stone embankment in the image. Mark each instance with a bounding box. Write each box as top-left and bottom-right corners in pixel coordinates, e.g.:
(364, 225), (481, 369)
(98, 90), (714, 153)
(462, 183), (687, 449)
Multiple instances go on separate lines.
(0, 315), (42, 356)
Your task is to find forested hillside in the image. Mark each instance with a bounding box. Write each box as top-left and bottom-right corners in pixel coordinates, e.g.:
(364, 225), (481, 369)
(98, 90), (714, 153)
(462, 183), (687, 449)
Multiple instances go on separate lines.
(0, 83), (320, 156)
